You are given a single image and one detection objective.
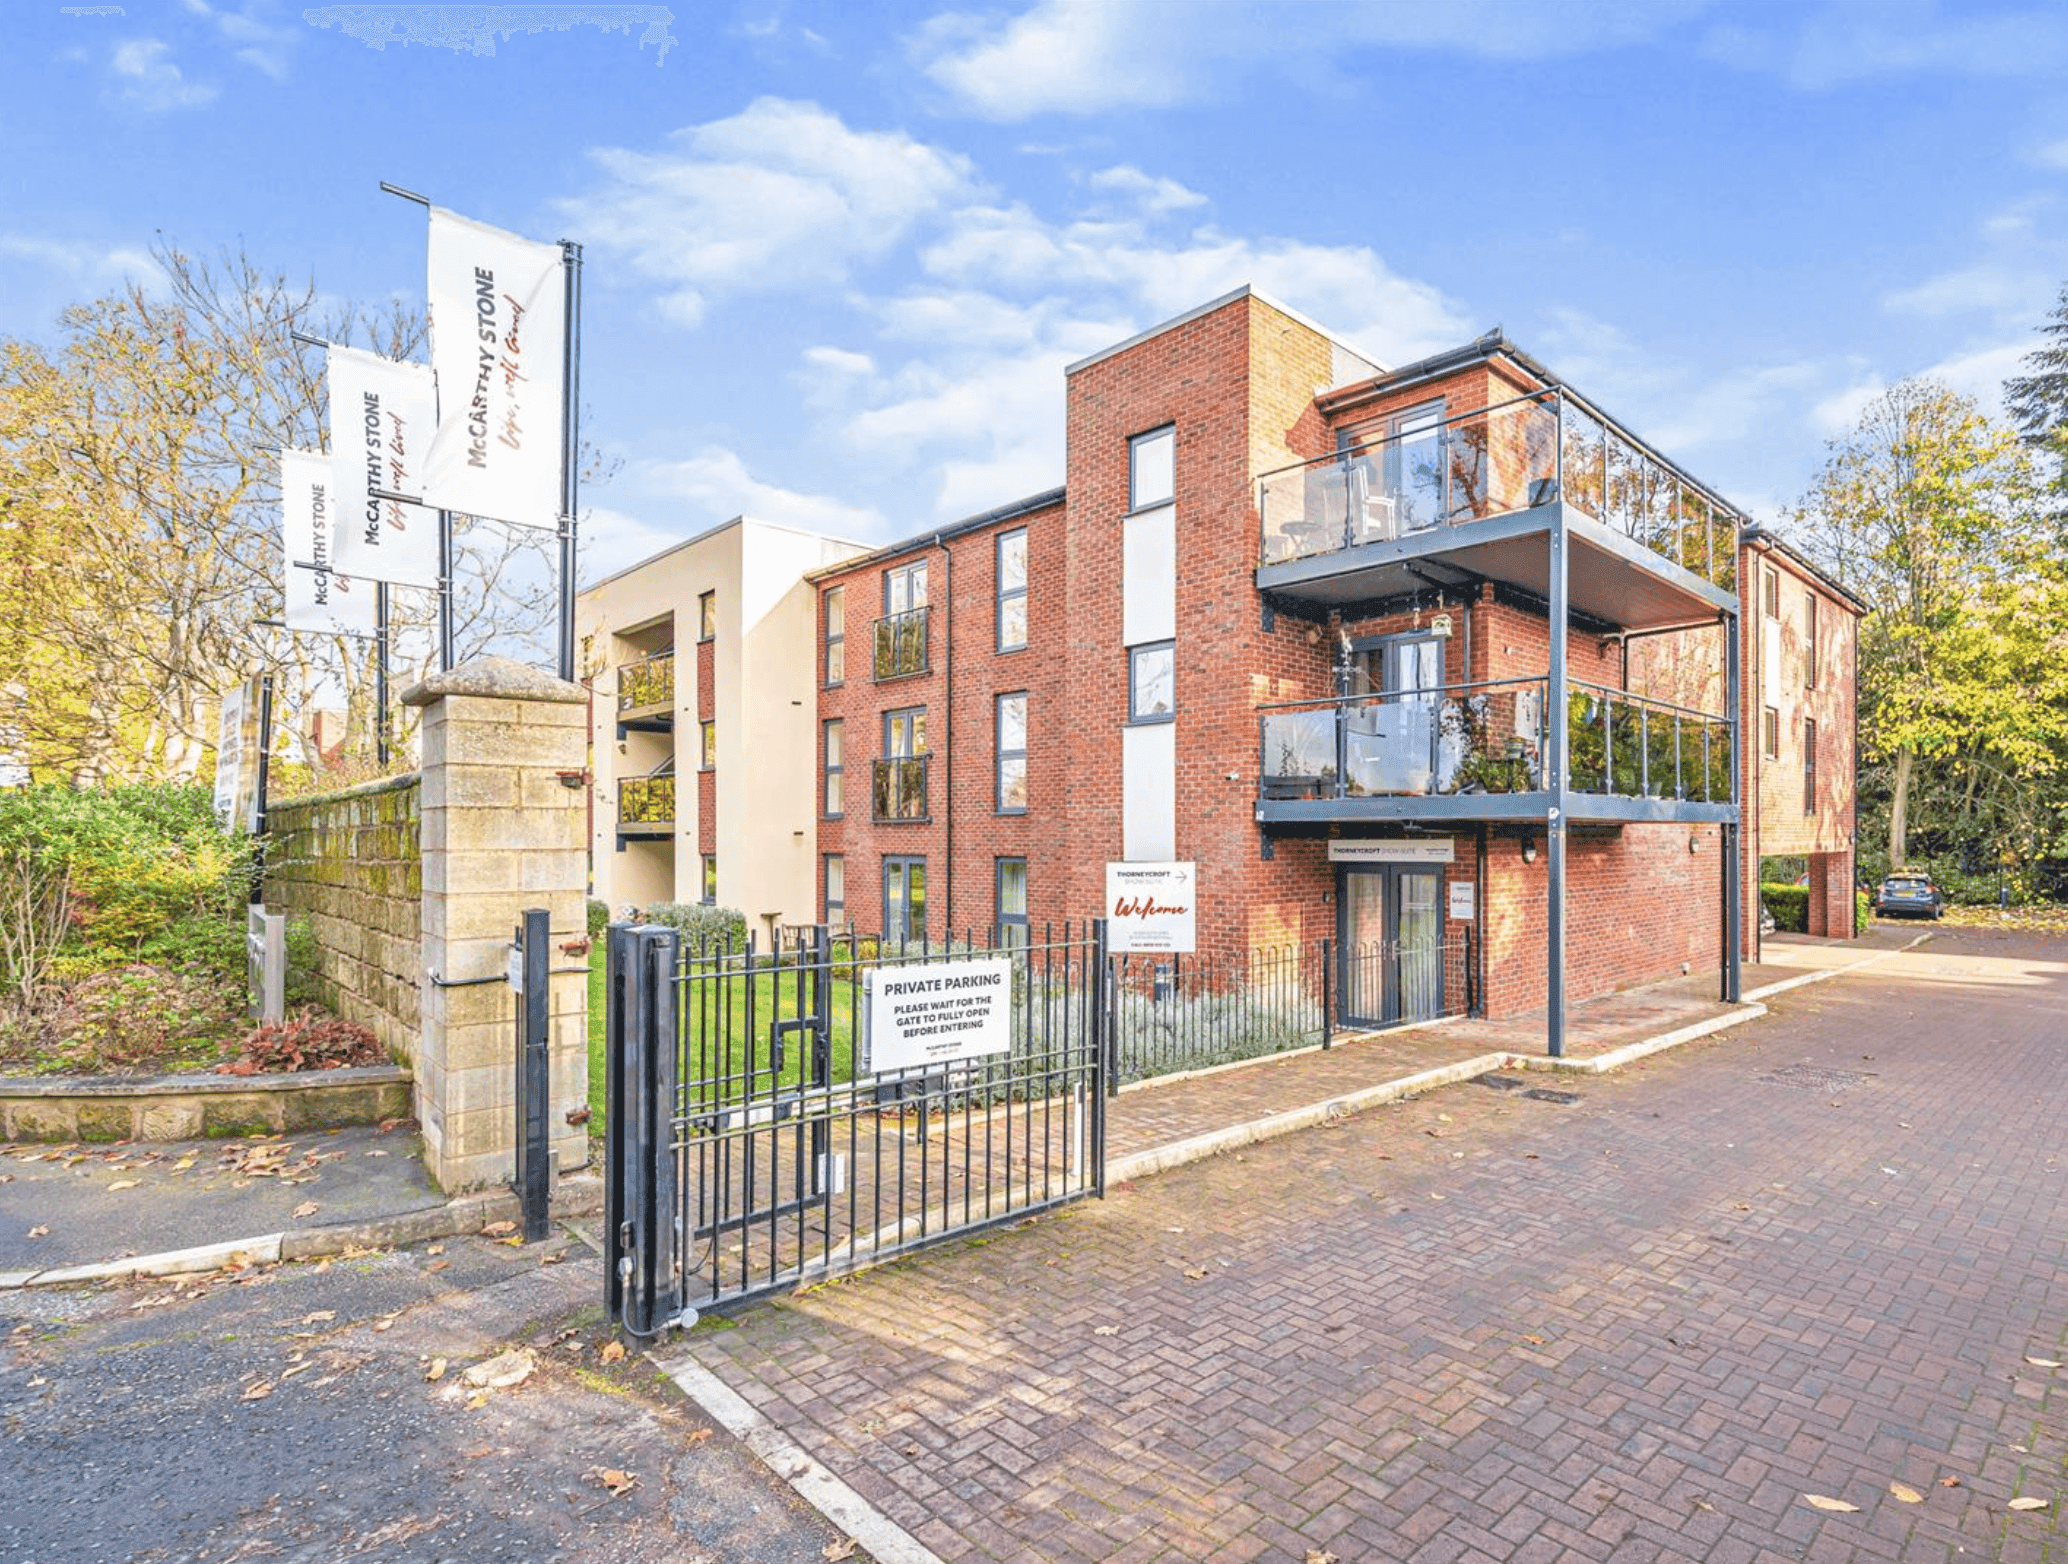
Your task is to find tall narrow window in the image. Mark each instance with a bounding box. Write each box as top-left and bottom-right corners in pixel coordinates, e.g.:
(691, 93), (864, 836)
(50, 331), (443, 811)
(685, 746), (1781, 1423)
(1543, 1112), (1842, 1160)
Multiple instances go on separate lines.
(997, 528), (1028, 651)
(701, 854), (718, 905)
(698, 591), (716, 642)
(699, 719), (716, 770)
(886, 560), (927, 614)
(1763, 706), (1779, 760)
(884, 707), (926, 757)
(1130, 426), (1174, 511)
(996, 858), (1028, 951)
(1762, 569), (1779, 618)
(822, 719), (843, 817)
(996, 692), (1028, 812)
(824, 855), (845, 929)
(1804, 593), (1818, 689)
(823, 585), (845, 686)
(884, 856), (926, 945)
(877, 561), (929, 678)
(1129, 641), (1175, 723)
(877, 708), (927, 821)
(1803, 718), (1817, 814)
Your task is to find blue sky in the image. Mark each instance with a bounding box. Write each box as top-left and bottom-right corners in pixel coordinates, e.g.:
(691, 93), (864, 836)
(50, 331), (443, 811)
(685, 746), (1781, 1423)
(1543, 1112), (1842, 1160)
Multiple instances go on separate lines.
(6, 0), (2068, 580)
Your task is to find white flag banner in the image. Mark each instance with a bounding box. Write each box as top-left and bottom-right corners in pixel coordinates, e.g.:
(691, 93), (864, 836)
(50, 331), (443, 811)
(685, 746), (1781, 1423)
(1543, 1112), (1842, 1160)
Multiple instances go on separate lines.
(422, 205), (565, 531)
(328, 345), (440, 588)
(282, 449), (378, 638)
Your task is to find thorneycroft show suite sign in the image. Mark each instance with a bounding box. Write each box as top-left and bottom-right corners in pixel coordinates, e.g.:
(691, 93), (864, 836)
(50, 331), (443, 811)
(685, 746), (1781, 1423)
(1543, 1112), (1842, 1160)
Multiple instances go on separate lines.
(1105, 861), (1197, 954)
(861, 958), (1013, 1074)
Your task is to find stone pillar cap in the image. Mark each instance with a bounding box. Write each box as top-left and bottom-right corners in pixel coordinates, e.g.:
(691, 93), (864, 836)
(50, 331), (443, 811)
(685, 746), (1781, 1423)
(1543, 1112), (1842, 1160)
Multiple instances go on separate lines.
(401, 655), (586, 708)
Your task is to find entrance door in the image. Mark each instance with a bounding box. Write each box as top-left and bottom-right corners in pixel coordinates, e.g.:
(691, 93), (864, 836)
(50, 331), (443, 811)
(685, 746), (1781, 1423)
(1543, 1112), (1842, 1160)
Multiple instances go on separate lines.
(1339, 865), (1444, 1027)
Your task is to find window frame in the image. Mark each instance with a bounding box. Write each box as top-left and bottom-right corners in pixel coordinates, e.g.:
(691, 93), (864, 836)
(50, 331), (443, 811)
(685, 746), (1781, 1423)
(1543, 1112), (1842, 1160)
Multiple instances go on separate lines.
(1803, 717), (1817, 814)
(1762, 706), (1779, 760)
(1804, 592), (1817, 689)
(884, 560), (928, 615)
(699, 718), (716, 771)
(996, 857), (1029, 951)
(1128, 640), (1176, 725)
(883, 855), (927, 945)
(995, 691), (1028, 814)
(996, 527), (1029, 653)
(698, 590), (716, 643)
(883, 705), (927, 758)
(823, 854), (845, 929)
(823, 585), (845, 688)
(822, 718), (843, 818)
(1128, 425), (1175, 514)
(1762, 568), (1779, 619)
(700, 853), (718, 906)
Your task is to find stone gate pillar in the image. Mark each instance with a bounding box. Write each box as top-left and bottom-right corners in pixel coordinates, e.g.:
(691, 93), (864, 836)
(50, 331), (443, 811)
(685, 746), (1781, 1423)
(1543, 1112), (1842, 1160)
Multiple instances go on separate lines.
(403, 656), (589, 1192)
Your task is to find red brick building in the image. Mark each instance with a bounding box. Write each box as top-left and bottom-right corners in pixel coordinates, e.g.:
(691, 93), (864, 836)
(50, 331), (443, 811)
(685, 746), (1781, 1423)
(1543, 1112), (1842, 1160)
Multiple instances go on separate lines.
(810, 288), (1864, 1053)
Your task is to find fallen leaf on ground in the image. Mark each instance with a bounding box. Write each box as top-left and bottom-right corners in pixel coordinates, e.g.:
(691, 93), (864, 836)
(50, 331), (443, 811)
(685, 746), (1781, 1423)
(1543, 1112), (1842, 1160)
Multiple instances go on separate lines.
(426, 1260), (449, 1274)
(2008, 1497), (2049, 1511)
(1304, 1550), (1340, 1564)
(464, 1391), (489, 1411)
(242, 1381), (274, 1402)
(600, 1340), (626, 1365)
(171, 1157), (196, 1172)
(823, 1541), (857, 1561)
(462, 1446), (494, 1459)
(301, 1311), (335, 1325)
(426, 1244), (444, 1256)
(1803, 1494), (1858, 1512)
(1940, 1477), (1963, 1489)
(481, 1220), (516, 1238)
(107, 1180), (140, 1192)
(27, 1225), (50, 1237)
(281, 1361), (319, 1380)
(686, 1428), (713, 1445)
(587, 1466), (637, 1497)
(1182, 1266), (1209, 1280)
(1889, 1482), (1923, 1504)
(2025, 1356), (2062, 1368)
(464, 1348), (536, 1391)
(1093, 1325), (1120, 1336)
(291, 1201), (319, 1219)
(425, 1358), (447, 1382)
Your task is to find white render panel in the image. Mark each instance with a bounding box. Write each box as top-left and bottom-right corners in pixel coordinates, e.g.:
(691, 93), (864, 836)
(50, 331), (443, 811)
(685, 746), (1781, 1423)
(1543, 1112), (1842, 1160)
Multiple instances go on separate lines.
(1122, 722), (1176, 862)
(1123, 504), (1176, 647)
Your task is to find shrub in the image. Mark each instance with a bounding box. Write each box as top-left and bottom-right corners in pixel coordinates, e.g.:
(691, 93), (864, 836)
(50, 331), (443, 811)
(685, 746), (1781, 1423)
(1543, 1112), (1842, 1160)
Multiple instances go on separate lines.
(142, 912), (247, 984)
(219, 1008), (385, 1074)
(283, 917), (324, 1008)
(1760, 883), (1809, 933)
(643, 902), (749, 951)
(587, 897), (611, 937)
(1856, 889), (1871, 936)
(45, 962), (243, 1075)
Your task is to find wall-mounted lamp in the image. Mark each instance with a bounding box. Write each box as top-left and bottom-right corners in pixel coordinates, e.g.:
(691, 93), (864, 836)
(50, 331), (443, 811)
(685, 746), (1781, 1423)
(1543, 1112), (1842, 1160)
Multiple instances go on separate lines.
(1430, 612), (1454, 639)
(1521, 835), (1539, 865)
(556, 768), (589, 790)
(1689, 832), (1701, 854)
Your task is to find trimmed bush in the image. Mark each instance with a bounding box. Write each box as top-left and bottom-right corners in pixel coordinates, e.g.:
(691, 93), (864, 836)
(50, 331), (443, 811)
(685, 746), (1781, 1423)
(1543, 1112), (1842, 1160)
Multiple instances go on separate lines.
(587, 897), (610, 937)
(1856, 889), (1871, 936)
(643, 902), (749, 952)
(1760, 883), (1809, 933)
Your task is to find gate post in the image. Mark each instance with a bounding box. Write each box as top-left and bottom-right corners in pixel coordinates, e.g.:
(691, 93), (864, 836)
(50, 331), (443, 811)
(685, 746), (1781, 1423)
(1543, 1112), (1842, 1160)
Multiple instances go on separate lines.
(514, 908), (552, 1241)
(605, 923), (680, 1336)
(1090, 919), (1110, 1192)
(1320, 935), (1333, 1050)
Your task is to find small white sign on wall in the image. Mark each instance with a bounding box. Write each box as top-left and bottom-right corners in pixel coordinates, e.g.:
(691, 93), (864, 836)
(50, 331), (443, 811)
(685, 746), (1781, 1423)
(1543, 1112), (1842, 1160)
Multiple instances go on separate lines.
(1328, 839), (1456, 864)
(1105, 861), (1197, 954)
(1449, 882), (1476, 921)
(862, 959), (1014, 1074)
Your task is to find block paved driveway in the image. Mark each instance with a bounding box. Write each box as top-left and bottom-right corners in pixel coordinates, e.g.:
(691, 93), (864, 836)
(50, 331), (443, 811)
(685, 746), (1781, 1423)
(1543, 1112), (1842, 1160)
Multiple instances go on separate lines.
(691, 926), (2067, 1564)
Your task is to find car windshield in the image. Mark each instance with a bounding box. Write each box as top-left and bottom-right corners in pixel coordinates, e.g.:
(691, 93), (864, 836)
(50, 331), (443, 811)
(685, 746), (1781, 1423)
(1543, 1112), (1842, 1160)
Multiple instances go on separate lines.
(1887, 878), (1931, 891)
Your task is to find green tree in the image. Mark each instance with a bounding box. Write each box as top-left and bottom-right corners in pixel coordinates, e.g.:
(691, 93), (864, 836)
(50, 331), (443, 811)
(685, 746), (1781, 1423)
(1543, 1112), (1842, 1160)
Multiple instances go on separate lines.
(2004, 279), (2068, 524)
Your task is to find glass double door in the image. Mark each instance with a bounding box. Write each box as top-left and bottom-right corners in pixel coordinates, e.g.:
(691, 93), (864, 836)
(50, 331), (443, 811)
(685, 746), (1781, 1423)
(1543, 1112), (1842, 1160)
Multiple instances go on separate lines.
(1340, 866), (1442, 1027)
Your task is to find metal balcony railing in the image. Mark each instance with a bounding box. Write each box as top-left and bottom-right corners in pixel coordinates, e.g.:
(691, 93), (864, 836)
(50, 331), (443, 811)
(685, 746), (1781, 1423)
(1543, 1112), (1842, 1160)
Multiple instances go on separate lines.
(871, 755), (928, 821)
(618, 774), (676, 827)
(1257, 677), (1733, 805)
(872, 606), (929, 680)
(616, 651), (675, 715)
(1258, 389), (1741, 593)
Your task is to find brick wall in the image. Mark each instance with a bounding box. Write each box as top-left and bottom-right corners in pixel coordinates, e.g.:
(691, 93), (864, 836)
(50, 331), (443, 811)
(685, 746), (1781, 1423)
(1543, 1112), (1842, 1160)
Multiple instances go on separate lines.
(264, 774), (422, 1065)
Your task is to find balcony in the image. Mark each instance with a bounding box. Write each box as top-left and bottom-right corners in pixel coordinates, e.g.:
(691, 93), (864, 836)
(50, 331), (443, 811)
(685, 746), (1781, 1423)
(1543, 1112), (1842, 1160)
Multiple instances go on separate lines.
(1257, 677), (1732, 825)
(871, 755), (928, 822)
(1256, 391), (1741, 632)
(872, 606), (930, 681)
(615, 651), (674, 733)
(617, 773), (675, 836)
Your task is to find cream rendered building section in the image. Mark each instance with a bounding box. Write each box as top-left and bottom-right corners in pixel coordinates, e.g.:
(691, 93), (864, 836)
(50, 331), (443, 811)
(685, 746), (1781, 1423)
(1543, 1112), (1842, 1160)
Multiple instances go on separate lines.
(580, 517), (866, 927)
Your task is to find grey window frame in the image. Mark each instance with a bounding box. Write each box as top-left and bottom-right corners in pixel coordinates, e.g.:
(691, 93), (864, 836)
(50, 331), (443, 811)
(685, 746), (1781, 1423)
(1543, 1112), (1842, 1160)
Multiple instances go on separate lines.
(822, 718), (843, 818)
(823, 584), (845, 687)
(1804, 592), (1817, 689)
(996, 528), (1028, 652)
(700, 853), (717, 906)
(1803, 717), (1817, 814)
(883, 855), (927, 945)
(996, 857), (1029, 950)
(1762, 706), (1779, 760)
(996, 691), (1028, 813)
(1128, 640), (1176, 725)
(884, 560), (928, 614)
(1129, 424), (1175, 514)
(698, 590), (716, 643)
(699, 718), (716, 771)
(824, 854), (845, 929)
(883, 705), (927, 758)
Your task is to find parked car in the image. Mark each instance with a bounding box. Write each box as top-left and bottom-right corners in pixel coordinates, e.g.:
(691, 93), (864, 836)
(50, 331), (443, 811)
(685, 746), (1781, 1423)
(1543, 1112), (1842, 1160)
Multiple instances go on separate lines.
(1873, 873), (1945, 920)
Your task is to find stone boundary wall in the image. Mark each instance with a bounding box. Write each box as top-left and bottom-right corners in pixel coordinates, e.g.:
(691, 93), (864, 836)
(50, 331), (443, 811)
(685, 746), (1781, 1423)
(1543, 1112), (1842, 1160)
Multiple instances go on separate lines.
(264, 774), (423, 1065)
(0, 1065), (414, 1143)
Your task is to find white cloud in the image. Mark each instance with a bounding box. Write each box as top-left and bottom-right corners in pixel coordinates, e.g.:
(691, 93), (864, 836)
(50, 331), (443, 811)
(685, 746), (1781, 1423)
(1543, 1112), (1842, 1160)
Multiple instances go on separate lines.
(913, 0), (1704, 120)
(562, 99), (977, 327)
(582, 505), (689, 582)
(1088, 165), (1208, 215)
(0, 235), (167, 293)
(1705, 3), (2068, 89)
(1883, 264), (2050, 319)
(629, 447), (887, 540)
(2037, 138), (2068, 169)
(108, 38), (217, 111)
(180, 0), (299, 80)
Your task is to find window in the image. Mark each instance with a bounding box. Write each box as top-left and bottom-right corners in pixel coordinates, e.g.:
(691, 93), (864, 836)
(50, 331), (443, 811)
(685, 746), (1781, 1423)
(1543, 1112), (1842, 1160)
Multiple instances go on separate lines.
(699, 719), (716, 770)
(1130, 426), (1174, 512)
(876, 708), (927, 821)
(885, 560), (927, 614)
(823, 585), (845, 686)
(1804, 593), (1817, 689)
(1762, 569), (1779, 618)
(824, 855), (845, 929)
(1129, 641), (1175, 723)
(996, 692), (1027, 812)
(701, 854), (718, 905)
(885, 707), (926, 757)
(698, 590), (716, 642)
(1762, 706), (1779, 760)
(996, 858), (1028, 951)
(884, 856), (926, 944)
(997, 528), (1028, 651)
(822, 719), (843, 817)
(1803, 718), (1817, 814)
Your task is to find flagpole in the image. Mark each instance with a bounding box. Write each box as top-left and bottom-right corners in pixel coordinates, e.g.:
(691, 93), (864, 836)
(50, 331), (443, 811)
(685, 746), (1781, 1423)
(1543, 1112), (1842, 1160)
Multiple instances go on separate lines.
(375, 581), (391, 766)
(558, 239), (583, 684)
(438, 511), (455, 671)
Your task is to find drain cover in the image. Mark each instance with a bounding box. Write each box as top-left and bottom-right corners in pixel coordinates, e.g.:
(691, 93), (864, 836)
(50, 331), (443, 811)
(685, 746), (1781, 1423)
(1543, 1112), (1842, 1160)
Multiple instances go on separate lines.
(1757, 1064), (1872, 1093)
(1523, 1087), (1581, 1105)
(1473, 1075), (1525, 1092)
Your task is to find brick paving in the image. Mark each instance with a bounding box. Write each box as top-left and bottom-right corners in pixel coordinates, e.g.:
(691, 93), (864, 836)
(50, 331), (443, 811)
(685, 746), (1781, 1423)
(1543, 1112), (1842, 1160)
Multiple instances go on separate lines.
(686, 926), (2068, 1563)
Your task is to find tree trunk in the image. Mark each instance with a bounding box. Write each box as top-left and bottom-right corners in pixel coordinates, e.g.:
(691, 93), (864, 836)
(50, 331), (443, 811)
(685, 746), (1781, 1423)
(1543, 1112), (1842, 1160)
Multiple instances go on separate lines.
(1888, 747), (1914, 869)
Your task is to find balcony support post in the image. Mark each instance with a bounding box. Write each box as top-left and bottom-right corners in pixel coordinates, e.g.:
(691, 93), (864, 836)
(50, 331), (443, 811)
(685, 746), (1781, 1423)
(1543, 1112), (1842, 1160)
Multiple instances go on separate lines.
(1722, 608), (1742, 1003)
(1545, 512), (1569, 1059)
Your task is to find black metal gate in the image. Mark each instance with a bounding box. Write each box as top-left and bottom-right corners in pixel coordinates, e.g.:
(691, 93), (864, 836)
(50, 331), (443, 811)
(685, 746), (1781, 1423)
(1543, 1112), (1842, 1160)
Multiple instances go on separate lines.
(606, 923), (1108, 1331)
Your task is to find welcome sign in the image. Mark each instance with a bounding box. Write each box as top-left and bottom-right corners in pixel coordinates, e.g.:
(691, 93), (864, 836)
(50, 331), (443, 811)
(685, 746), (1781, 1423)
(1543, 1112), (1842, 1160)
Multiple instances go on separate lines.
(1105, 861), (1197, 954)
(422, 206), (565, 532)
(327, 345), (440, 588)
